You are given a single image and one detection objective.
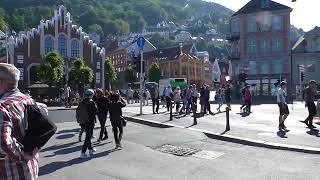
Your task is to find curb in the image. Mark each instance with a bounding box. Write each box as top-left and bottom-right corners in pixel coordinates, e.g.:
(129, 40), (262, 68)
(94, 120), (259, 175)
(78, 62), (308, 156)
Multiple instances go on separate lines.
(123, 115), (320, 154)
(48, 107), (76, 111)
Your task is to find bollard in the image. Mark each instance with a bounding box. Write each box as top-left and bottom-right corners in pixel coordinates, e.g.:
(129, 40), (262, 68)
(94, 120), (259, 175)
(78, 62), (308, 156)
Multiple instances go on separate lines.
(170, 100), (173, 121)
(226, 107), (230, 131)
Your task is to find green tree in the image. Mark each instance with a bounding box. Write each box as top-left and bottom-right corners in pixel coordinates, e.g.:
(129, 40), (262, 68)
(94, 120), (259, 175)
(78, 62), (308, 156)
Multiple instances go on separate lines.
(69, 59), (94, 91)
(0, 8), (7, 31)
(88, 24), (104, 37)
(124, 65), (136, 84)
(149, 33), (177, 49)
(37, 52), (65, 86)
(148, 62), (161, 83)
(105, 59), (117, 90)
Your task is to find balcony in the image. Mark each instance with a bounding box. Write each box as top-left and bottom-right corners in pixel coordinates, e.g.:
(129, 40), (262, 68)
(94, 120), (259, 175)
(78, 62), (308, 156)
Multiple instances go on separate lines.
(225, 32), (240, 41)
(229, 52), (240, 60)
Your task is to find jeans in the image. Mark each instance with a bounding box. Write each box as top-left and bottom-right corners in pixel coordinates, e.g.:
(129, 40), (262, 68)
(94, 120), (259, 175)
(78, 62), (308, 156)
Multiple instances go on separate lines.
(306, 101), (317, 125)
(81, 123), (94, 153)
(152, 98), (159, 113)
(166, 96), (172, 111)
(111, 119), (123, 145)
(98, 113), (108, 139)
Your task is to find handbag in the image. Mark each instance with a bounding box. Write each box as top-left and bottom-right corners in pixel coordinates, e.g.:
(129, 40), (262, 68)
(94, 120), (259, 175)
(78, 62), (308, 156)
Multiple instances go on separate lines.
(120, 116), (127, 127)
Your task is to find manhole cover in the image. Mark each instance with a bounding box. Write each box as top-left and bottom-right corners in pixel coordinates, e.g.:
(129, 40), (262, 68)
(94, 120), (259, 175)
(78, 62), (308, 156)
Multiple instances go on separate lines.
(153, 144), (201, 157)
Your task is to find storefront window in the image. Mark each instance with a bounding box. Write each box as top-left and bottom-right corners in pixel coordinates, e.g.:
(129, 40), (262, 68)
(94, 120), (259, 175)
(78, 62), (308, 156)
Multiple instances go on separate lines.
(262, 83), (269, 96)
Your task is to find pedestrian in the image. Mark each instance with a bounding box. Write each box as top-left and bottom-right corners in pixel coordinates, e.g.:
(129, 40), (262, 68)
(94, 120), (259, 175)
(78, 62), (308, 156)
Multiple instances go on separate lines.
(64, 85), (72, 108)
(186, 85), (193, 114)
(303, 80), (318, 129)
(173, 86), (182, 112)
(151, 86), (160, 114)
(200, 86), (206, 114)
(244, 85), (252, 114)
(0, 63), (40, 179)
(79, 89), (98, 159)
(109, 93), (126, 149)
(215, 87), (224, 112)
(145, 89), (151, 106)
(225, 84), (232, 110)
(240, 84), (247, 112)
(142, 90), (146, 106)
(191, 84), (199, 113)
(93, 88), (110, 143)
(276, 81), (289, 131)
(126, 86), (134, 104)
(204, 85), (212, 114)
(165, 85), (173, 111)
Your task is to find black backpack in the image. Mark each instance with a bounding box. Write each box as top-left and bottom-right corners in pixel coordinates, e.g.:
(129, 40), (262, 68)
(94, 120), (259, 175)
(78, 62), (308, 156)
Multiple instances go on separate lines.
(22, 104), (57, 154)
(76, 100), (89, 124)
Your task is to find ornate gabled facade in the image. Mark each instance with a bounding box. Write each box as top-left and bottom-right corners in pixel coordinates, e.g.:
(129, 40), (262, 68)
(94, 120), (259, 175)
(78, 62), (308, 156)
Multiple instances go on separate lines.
(7, 5), (105, 89)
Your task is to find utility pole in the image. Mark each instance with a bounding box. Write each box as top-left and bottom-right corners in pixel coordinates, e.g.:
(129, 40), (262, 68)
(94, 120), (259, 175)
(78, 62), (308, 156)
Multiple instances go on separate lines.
(137, 36), (145, 115)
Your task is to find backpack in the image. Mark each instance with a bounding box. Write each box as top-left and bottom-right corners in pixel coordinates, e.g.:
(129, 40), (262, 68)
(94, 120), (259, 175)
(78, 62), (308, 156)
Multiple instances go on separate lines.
(23, 103), (57, 154)
(76, 100), (89, 124)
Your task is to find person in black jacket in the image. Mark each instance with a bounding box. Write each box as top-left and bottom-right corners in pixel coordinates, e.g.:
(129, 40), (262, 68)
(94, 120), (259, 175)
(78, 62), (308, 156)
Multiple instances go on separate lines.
(80, 89), (98, 159)
(93, 88), (110, 143)
(109, 93), (126, 149)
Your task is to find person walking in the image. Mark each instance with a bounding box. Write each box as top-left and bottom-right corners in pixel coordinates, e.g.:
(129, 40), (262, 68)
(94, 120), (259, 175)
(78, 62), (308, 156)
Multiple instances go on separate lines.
(165, 85), (173, 111)
(204, 85), (212, 114)
(64, 85), (71, 108)
(276, 81), (289, 131)
(240, 85), (247, 113)
(151, 86), (160, 114)
(216, 87), (224, 112)
(126, 87), (134, 104)
(191, 84), (199, 113)
(145, 89), (151, 106)
(109, 93), (126, 149)
(303, 80), (318, 128)
(79, 89), (98, 159)
(200, 86), (206, 114)
(0, 63), (40, 179)
(94, 88), (110, 143)
(225, 84), (232, 110)
(173, 86), (182, 112)
(244, 85), (252, 114)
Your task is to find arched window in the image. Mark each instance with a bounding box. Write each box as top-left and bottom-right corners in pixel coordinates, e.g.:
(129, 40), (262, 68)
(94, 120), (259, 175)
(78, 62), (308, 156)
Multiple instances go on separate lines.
(44, 36), (54, 54)
(71, 39), (79, 58)
(58, 34), (67, 57)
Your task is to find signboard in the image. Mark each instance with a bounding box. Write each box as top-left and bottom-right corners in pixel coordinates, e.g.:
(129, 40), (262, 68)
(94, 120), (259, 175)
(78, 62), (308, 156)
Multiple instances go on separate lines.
(137, 37), (145, 49)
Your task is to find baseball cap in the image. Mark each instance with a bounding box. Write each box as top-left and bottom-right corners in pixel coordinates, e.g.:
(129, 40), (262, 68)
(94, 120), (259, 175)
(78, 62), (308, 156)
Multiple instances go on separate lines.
(84, 89), (95, 97)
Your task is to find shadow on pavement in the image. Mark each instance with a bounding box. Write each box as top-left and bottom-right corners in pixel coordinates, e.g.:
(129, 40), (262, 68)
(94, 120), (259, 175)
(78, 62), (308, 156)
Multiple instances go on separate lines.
(39, 158), (91, 176)
(41, 141), (79, 152)
(56, 134), (75, 139)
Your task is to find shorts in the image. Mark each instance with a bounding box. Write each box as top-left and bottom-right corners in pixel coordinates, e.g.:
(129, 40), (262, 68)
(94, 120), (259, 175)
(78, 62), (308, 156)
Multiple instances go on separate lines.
(278, 103), (289, 115)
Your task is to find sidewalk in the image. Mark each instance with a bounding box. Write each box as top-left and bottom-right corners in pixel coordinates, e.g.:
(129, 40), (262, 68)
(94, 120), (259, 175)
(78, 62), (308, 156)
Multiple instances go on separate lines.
(123, 102), (320, 152)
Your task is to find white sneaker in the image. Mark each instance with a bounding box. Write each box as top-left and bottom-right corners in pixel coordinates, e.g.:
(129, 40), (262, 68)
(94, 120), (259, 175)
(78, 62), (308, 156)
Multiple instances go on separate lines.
(89, 148), (96, 155)
(80, 153), (89, 159)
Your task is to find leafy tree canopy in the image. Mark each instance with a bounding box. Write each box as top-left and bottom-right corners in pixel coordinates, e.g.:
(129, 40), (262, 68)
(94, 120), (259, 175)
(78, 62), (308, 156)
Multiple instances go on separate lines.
(105, 59), (117, 82)
(37, 52), (65, 86)
(148, 62), (161, 83)
(124, 65), (137, 84)
(69, 59), (93, 86)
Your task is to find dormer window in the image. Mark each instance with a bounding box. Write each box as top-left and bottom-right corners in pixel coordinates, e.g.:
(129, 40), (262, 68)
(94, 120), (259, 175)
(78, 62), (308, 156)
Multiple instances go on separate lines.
(261, 0), (270, 9)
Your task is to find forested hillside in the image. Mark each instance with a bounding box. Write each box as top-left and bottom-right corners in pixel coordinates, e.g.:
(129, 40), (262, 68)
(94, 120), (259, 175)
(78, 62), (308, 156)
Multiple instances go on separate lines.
(0, 0), (232, 36)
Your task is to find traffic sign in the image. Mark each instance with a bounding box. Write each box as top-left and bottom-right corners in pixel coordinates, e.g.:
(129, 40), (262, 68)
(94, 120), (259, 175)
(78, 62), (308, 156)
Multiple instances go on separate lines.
(137, 36), (145, 49)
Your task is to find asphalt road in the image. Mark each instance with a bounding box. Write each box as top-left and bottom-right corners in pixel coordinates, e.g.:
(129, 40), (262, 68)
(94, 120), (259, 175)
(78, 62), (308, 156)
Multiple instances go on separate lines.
(42, 110), (320, 180)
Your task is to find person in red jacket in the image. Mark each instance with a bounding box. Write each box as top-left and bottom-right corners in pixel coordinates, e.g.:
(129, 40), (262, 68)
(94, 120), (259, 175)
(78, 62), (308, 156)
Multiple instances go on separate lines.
(244, 85), (252, 114)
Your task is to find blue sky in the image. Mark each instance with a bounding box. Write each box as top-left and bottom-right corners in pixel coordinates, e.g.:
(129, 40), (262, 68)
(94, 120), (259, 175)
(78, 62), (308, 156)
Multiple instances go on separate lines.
(206, 0), (318, 31)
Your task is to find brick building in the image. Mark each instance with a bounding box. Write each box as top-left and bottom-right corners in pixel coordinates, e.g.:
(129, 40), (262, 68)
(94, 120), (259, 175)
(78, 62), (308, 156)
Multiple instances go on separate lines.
(7, 5), (106, 90)
(144, 44), (205, 86)
(227, 0), (292, 99)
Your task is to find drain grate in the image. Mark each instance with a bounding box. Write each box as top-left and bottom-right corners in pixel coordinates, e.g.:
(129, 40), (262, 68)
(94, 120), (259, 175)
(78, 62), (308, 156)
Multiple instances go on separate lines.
(153, 144), (201, 157)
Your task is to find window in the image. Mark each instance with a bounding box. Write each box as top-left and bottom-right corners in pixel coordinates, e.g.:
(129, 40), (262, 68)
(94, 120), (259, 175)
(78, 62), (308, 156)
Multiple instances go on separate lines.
(307, 62), (316, 72)
(261, 61), (270, 74)
(45, 36), (54, 54)
(272, 59), (283, 74)
(261, 23), (270, 32)
(272, 16), (283, 30)
(71, 40), (79, 58)
(248, 19), (256, 32)
(249, 61), (257, 74)
(260, 39), (269, 52)
(58, 34), (67, 57)
(272, 38), (283, 51)
(248, 39), (256, 53)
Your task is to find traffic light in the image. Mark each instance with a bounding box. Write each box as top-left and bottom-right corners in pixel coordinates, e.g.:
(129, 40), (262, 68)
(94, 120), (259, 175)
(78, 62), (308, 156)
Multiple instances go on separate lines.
(300, 72), (306, 82)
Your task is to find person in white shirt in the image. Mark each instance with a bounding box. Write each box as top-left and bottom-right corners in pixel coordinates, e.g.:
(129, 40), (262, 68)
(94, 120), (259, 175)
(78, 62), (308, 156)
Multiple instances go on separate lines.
(276, 81), (289, 131)
(165, 85), (173, 111)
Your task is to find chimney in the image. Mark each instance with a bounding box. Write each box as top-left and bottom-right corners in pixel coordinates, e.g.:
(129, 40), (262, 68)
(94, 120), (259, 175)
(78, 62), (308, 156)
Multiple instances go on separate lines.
(179, 43), (183, 55)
